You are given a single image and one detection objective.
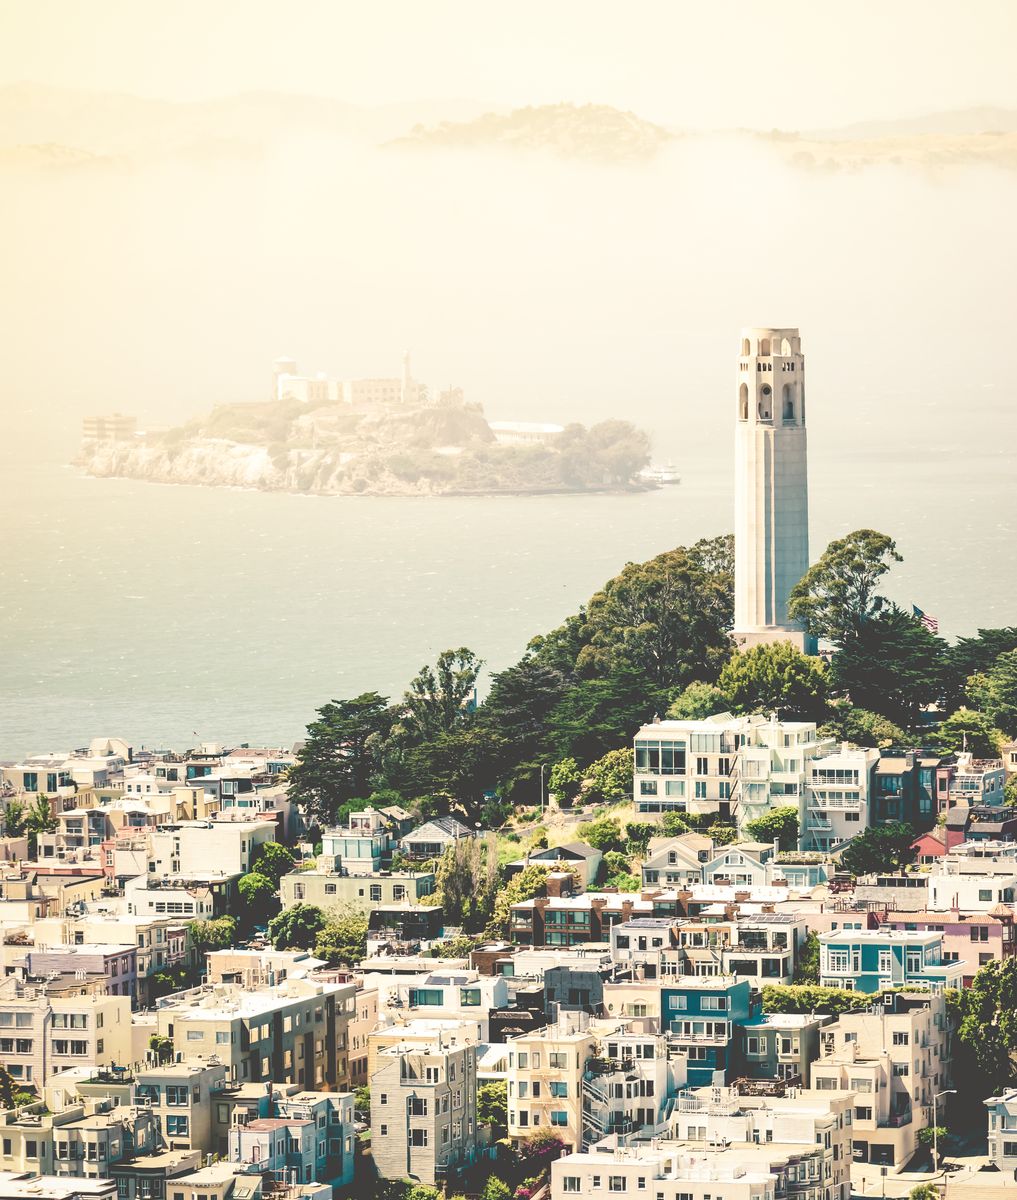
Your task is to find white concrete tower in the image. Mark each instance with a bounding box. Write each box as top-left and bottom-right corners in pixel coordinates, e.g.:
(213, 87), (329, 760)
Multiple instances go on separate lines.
(733, 326), (814, 653)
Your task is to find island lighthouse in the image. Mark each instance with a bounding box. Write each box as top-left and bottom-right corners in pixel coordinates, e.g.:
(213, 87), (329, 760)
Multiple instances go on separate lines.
(733, 326), (815, 653)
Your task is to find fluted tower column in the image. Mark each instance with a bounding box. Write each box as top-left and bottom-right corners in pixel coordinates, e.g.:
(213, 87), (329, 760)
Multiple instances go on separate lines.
(733, 326), (814, 653)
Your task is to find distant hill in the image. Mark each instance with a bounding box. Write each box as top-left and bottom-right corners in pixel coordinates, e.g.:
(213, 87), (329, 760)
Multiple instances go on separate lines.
(388, 102), (675, 161)
(807, 106), (1017, 141)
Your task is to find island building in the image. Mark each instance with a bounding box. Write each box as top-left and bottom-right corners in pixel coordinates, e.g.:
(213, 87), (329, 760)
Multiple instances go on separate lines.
(272, 351), (420, 407)
(81, 414), (137, 443)
(733, 327), (814, 654)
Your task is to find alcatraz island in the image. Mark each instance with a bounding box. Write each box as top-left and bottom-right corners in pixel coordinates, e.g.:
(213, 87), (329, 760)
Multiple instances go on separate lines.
(77, 352), (655, 497)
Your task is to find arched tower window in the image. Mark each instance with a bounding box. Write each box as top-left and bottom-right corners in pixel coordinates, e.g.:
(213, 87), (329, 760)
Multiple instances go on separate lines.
(741, 337), (751, 356)
(781, 337), (792, 356)
(759, 337), (771, 356)
(782, 383), (795, 422)
(739, 383), (749, 420)
(758, 384), (772, 420)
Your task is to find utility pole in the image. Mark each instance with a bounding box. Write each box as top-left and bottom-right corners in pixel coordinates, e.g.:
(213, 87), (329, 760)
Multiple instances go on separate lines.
(540, 763), (546, 814)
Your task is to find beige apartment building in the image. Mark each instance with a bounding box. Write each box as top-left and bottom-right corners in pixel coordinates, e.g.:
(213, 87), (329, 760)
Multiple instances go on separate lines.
(279, 868), (435, 913)
(507, 1011), (606, 1151)
(810, 991), (950, 1177)
(154, 976), (357, 1090)
(0, 1098), (157, 1179)
(371, 1040), (478, 1187)
(0, 980), (132, 1088)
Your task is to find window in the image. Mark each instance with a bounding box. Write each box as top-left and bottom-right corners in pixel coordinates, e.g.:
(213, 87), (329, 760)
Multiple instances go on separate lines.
(551, 1111), (568, 1127)
(410, 1129), (428, 1147)
(695, 782), (707, 799)
(166, 1115), (188, 1136)
(640, 781), (658, 796)
(409, 1098), (428, 1116)
(971, 926), (989, 942)
(562, 1180), (582, 1194)
(979, 890), (993, 902)
(891, 1032), (909, 1046)
(370, 885), (383, 902)
(609, 1178), (627, 1192)
(549, 1052), (567, 1069)
(379, 1125), (388, 1136)
(550, 1082), (568, 1098)
(166, 1085), (187, 1105)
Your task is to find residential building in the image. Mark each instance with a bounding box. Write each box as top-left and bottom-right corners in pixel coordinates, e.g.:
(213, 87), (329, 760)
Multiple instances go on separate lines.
(510, 891), (676, 949)
(135, 1059), (229, 1154)
(668, 1085), (854, 1200)
(123, 873), (239, 920)
(279, 867), (435, 913)
(641, 835), (712, 888)
(320, 808), (397, 874)
(818, 929), (964, 992)
(153, 977), (356, 1089)
(507, 1012), (600, 1150)
(660, 977), (753, 1087)
(25, 946), (137, 1002)
(810, 990), (951, 1175)
(551, 1140), (823, 1200)
(632, 713), (829, 830)
(871, 753), (933, 829)
(926, 853), (1017, 912)
(945, 755), (1006, 811)
(735, 1012), (831, 1084)
(0, 981), (132, 1087)
(583, 1027), (682, 1147)
(370, 1039), (478, 1186)
(148, 820), (277, 877)
(506, 842), (603, 888)
(401, 818), (475, 861)
(801, 746), (878, 852)
(880, 908), (1016, 984)
(985, 1088), (1017, 1172)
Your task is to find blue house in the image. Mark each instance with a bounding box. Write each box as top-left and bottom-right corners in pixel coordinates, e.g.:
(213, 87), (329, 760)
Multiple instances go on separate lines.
(660, 976), (753, 1087)
(818, 929), (965, 993)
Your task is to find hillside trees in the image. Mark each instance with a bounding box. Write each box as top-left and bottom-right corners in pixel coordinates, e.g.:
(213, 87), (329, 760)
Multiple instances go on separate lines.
(287, 692), (393, 825)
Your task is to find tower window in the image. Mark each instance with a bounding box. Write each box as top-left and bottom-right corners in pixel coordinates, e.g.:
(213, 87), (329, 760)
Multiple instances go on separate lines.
(739, 383), (749, 421)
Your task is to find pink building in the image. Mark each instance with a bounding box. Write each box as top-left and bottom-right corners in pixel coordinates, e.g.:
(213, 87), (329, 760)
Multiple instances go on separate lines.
(881, 907), (1016, 986)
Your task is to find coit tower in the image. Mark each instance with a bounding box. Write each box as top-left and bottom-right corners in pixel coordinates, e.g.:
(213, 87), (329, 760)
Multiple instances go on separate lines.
(733, 326), (814, 653)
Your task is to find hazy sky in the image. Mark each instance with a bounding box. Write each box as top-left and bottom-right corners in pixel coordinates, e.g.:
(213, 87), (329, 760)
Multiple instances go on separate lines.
(3, 0), (1017, 128)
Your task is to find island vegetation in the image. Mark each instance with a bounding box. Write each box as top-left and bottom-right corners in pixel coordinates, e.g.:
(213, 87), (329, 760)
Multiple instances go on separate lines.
(80, 391), (653, 496)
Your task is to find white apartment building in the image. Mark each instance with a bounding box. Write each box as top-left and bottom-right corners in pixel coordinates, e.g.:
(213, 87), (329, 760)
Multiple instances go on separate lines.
(584, 1027), (684, 1147)
(551, 1143), (803, 1200)
(669, 1086), (853, 1200)
(633, 714), (830, 832)
(927, 854), (1017, 912)
(985, 1088), (1017, 1171)
(148, 820), (277, 876)
(800, 747), (879, 852)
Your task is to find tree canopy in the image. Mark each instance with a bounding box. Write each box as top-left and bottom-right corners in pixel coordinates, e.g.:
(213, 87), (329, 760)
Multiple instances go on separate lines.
(966, 649), (1017, 736)
(839, 822), (918, 876)
(718, 642), (827, 718)
(268, 903), (329, 951)
(745, 806), (799, 851)
(287, 692), (392, 826)
(788, 529), (902, 643)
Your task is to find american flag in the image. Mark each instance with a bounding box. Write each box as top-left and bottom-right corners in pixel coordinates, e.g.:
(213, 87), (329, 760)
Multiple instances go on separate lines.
(913, 604), (939, 634)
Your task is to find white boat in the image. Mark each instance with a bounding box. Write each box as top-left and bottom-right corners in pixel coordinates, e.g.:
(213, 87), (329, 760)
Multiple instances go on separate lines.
(639, 462), (681, 485)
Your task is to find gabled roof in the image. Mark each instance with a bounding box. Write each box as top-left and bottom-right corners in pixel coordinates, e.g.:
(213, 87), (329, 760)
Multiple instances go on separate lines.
(405, 816), (473, 841)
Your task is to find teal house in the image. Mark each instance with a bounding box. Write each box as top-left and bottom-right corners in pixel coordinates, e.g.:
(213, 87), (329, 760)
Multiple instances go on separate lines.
(818, 929), (965, 993)
(660, 976), (754, 1086)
